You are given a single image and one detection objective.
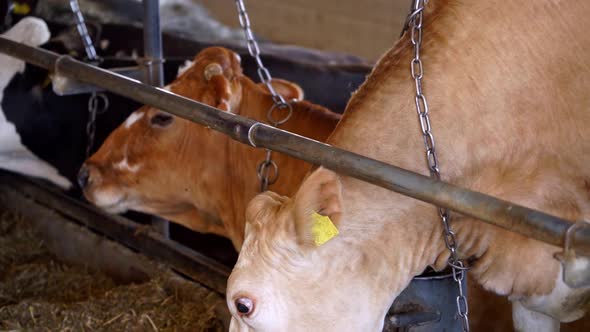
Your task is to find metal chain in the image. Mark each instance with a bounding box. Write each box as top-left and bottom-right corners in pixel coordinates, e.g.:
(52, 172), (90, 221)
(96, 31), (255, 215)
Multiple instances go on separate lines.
(86, 92), (109, 158)
(70, 0), (97, 62)
(406, 1), (470, 330)
(70, 0), (110, 158)
(235, 0), (292, 192)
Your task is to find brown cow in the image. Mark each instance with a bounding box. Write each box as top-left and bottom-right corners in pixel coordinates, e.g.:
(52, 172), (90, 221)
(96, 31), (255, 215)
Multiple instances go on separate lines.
(78, 47), (340, 250)
(226, 1), (590, 331)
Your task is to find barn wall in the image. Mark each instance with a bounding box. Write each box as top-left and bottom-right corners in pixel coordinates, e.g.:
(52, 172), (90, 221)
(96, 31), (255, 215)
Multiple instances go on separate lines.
(197, 0), (409, 60)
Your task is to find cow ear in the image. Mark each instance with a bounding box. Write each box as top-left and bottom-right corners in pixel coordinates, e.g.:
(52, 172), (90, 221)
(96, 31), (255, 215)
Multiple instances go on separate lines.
(293, 167), (343, 248)
(258, 79), (304, 101)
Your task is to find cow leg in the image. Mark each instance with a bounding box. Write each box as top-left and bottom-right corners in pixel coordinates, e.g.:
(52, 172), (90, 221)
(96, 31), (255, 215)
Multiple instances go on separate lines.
(512, 301), (560, 332)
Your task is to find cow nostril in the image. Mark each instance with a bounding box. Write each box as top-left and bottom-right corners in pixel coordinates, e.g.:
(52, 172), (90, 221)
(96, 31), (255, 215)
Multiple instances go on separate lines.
(235, 297), (254, 316)
(77, 165), (90, 189)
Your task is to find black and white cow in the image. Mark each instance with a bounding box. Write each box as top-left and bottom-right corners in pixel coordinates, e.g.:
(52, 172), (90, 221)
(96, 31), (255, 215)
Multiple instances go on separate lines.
(0, 17), (71, 188)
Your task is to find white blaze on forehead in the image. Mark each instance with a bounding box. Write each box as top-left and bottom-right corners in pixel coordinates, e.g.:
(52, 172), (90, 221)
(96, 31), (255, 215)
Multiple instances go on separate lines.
(113, 157), (142, 173)
(124, 111), (145, 128)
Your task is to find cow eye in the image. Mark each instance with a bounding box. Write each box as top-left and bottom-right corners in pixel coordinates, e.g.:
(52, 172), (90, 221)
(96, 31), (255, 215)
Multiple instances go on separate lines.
(235, 297), (255, 316)
(150, 112), (174, 127)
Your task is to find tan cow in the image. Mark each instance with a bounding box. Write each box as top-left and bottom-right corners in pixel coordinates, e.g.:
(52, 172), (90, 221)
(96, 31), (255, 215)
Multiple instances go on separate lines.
(78, 47), (340, 250)
(227, 1), (590, 331)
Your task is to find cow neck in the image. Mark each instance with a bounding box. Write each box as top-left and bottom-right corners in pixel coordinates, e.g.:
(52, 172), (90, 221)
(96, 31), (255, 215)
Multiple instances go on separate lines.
(172, 117), (230, 237)
(324, 0), (589, 301)
(216, 78), (279, 249)
(222, 78), (341, 249)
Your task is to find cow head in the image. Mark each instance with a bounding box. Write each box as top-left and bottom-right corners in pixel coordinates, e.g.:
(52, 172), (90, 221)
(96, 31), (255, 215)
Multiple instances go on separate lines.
(227, 168), (393, 331)
(78, 47), (303, 236)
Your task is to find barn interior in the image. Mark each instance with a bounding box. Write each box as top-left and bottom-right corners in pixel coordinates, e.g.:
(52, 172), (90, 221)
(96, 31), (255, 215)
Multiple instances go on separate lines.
(0, 1), (588, 332)
(0, 1), (383, 331)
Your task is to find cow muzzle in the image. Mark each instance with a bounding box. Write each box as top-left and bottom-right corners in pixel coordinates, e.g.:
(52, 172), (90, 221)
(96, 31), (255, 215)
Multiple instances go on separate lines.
(77, 163), (103, 191)
(77, 164), (90, 189)
(77, 163), (128, 213)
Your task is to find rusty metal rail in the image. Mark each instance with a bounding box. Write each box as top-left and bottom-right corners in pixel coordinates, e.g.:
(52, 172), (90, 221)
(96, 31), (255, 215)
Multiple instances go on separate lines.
(1, 37), (588, 256)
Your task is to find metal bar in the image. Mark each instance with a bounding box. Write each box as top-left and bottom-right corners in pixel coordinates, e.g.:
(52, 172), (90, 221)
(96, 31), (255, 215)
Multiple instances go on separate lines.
(53, 66), (143, 95)
(142, 0), (164, 87)
(0, 37), (588, 256)
(151, 215), (170, 238)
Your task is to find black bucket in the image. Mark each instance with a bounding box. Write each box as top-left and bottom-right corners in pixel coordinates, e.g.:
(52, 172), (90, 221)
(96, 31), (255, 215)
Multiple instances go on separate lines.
(384, 269), (467, 331)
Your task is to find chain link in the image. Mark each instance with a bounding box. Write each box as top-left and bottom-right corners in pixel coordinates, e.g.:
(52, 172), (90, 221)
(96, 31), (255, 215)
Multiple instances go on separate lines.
(70, 0), (110, 159)
(235, 0), (292, 192)
(70, 0), (97, 62)
(85, 92), (109, 158)
(406, 1), (469, 330)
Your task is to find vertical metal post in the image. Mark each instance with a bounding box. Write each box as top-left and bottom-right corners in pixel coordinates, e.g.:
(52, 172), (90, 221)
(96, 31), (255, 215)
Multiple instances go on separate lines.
(142, 0), (164, 87)
(142, 0), (168, 236)
(151, 216), (170, 238)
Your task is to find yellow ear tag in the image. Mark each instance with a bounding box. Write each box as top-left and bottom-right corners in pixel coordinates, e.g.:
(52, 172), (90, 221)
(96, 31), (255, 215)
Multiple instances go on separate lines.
(41, 76), (52, 88)
(311, 212), (339, 246)
(13, 3), (32, 15)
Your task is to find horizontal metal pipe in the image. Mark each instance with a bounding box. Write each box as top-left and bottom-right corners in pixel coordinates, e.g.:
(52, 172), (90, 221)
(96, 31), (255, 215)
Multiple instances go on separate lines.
(1, 37), (588, 256)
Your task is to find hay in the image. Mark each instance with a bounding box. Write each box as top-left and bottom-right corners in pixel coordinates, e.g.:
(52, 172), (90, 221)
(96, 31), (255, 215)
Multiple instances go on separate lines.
(0, 211), (225, 331)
